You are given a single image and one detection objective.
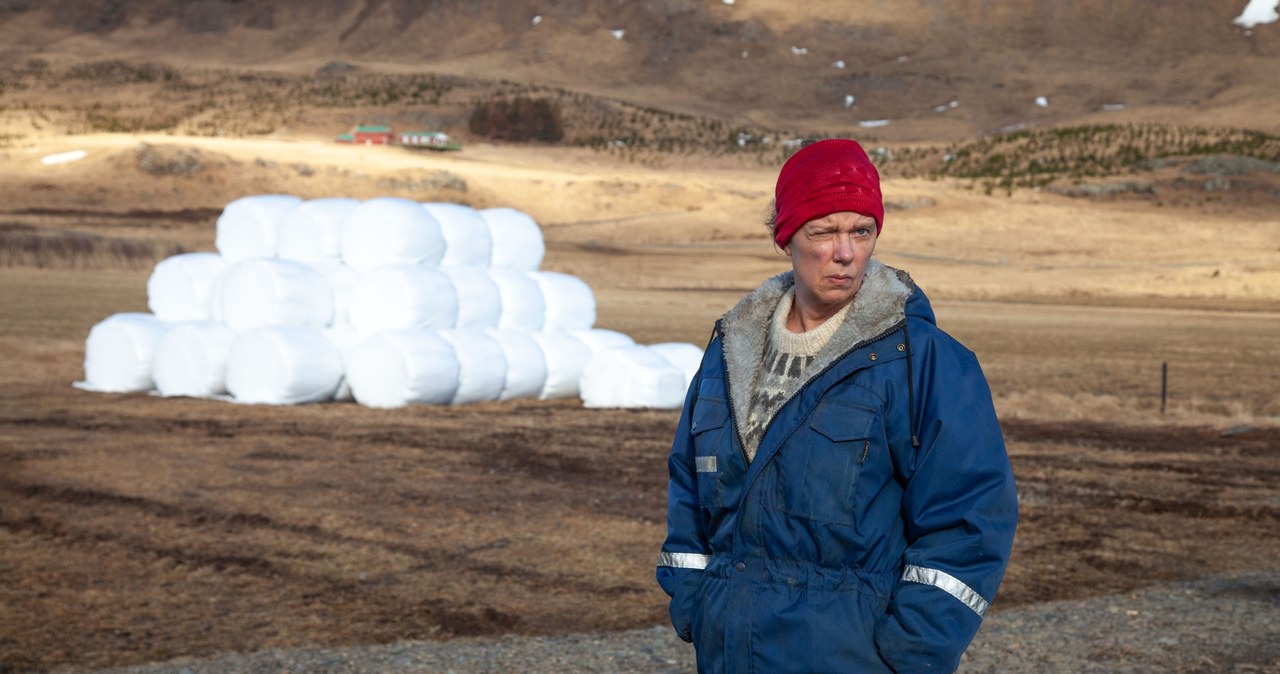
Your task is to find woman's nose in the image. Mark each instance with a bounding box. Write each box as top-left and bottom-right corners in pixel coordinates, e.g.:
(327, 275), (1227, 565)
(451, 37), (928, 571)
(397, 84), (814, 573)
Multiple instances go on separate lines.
(832, 235), (855, 263)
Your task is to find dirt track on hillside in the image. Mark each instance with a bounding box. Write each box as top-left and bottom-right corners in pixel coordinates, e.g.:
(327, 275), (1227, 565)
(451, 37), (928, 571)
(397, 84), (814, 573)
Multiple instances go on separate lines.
(2, 379), (1278, 673)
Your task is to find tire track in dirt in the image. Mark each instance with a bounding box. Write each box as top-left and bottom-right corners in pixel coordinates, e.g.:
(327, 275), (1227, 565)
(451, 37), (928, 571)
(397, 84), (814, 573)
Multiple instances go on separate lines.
(0, 476), (652, 596)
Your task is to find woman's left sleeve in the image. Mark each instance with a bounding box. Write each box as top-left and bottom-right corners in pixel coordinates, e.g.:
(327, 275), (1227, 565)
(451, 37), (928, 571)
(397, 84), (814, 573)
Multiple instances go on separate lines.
(874, 332), (1019, 674)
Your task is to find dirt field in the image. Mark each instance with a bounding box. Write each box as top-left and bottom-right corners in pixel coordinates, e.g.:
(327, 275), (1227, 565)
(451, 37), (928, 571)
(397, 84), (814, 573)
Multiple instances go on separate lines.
(3, 242), (1279, 673)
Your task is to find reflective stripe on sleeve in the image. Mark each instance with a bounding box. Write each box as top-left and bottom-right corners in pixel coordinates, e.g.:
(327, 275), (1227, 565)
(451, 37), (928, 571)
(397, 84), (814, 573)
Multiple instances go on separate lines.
(901, 564), (989, 617)
(657, 551), (711, 570)
(695, 456), (718, 473)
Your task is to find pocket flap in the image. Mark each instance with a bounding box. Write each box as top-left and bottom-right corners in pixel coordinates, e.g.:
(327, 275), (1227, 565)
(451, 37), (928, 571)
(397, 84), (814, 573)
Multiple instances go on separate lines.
(809, 402), (876, 442)
(691, 399), (728, 435)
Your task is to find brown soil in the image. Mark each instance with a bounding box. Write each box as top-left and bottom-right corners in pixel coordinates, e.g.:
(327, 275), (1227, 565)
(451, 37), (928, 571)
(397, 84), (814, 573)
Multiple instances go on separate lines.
(2, 378), (1278, 673)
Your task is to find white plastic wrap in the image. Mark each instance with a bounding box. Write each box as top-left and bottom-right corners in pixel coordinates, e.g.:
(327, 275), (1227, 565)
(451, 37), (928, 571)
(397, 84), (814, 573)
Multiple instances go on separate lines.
(437, 330), (508, 405)
(485, 329), (549, 402)
(347, 265), (459, 338)
(529, 331), (593, 400)
(480, 207), (545, 271)
(215, 258), (335, 334)
(306, 260), (358, 326)
(277, 197), (360, 263)
(423, 202), (493, 268)
(225, 327), (345, 405)
(340, 197), (445, 272)
(531, 271), (596, 331)
(152, 321), (236, 398)
(323, 325), (363, 402)
(488, 269), (545, 332)
(146, 253), (228, 322)
(215, 194), (302, 262)
(440, 266), (502, 330)
(579, 345), (687, 409)
(649, 342), (705, 389)
(79, 313), (171, 393)
(571, 328), (636, 355)
(345, 329), (460, 408)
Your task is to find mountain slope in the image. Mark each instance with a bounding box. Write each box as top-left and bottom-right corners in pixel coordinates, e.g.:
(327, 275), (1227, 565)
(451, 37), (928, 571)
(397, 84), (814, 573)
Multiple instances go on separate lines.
(1, 0), (1276, 141)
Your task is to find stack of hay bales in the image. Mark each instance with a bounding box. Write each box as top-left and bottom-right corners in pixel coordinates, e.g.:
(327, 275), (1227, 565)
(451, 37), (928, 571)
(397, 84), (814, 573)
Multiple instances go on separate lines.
(78, 195), (702, 409)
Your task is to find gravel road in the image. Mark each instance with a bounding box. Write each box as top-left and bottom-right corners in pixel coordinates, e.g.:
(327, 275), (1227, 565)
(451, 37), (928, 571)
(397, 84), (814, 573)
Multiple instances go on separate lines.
(80, 570), (1279, 674)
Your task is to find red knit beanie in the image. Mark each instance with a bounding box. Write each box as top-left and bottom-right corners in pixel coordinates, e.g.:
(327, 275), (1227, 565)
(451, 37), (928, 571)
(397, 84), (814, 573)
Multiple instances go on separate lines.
(773, 139), (884, 248)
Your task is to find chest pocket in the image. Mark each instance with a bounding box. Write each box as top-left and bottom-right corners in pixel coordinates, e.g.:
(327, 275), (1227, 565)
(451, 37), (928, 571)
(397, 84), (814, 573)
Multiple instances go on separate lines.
(777, 401), (878, 525)
(690, 394), (731, 509)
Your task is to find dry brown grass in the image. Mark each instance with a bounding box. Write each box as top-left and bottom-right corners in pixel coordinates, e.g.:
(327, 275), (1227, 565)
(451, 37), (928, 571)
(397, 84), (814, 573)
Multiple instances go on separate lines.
(0, 224), (186, 270)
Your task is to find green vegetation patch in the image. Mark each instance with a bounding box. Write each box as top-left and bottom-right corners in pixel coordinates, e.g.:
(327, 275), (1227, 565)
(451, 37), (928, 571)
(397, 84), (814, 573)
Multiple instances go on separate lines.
(933, 124), (1280, 192)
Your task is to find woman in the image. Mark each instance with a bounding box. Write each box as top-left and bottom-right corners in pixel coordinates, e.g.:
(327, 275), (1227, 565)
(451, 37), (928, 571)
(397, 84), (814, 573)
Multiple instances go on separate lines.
(656, 139), (1018, 673)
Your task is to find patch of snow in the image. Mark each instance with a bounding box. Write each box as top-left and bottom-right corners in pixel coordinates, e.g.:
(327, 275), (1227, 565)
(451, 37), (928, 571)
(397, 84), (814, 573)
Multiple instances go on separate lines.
(610, 29), (625, 40)
(832, 60), (846, 69)
(1102, 103), (1128, 111)
(41, 150), (87, 165)
(1233, 0), (1279, 27)
(859, 119), (891, 128)
(844, 95), (856, 108)
(933, 104), (948, 113)
(532, 15), (542, 25)
(790, 46), (808, 55)
(741, 50), (749, 58)
(1035, 96), (1049, 108)
(723, 0), (735, 4)
(950, 100), (959, 108)
(897, 55), (909, 63)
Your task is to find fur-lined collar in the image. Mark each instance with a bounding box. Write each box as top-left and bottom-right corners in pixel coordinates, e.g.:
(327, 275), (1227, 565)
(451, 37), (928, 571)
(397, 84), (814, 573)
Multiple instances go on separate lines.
(719, 259), (914, 429)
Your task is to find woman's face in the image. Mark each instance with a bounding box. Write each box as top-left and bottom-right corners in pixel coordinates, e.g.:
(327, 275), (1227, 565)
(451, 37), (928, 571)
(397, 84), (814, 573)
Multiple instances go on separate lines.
(785, 211), (878, 323)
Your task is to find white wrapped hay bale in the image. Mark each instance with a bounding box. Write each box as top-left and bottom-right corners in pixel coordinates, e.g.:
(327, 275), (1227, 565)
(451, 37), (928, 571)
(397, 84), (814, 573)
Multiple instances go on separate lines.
(440, 266), (502, 330)
(277, 197), (359, 263)
(531, 271), (596, 331)
(225, 327), (344, 405)
(323, 324), (363, 402)
(215, 194), (302, 262)
(307, 260), (358, 326)
(340, 197), (445, 272)
(486, 329), (548, 402)
(437, 330), (508, 405)
(529, 331), (593, 400)
(146, 252), (228, 322)
(152, 321), (236, 398)
(347, 265), (458, 337)
(480, 207), (545, 271)
(489, 269), (546, 332)
(580, 345), (687, 409)
(649, 342), (705, 388)
(215, 258), (335, 334)
(79, 313), (171, 393)
(571, 328), (635, 355)
(423, 202), (493, 268)
(345, 329), (460, 408)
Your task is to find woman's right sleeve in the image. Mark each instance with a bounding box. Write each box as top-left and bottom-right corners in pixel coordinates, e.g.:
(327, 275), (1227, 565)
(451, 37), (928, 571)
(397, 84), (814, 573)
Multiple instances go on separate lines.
(655, 367), (710, 643)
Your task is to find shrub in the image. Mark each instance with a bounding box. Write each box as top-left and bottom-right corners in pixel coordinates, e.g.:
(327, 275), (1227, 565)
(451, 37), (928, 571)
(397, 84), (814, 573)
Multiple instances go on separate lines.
(468, 96), (564, 143)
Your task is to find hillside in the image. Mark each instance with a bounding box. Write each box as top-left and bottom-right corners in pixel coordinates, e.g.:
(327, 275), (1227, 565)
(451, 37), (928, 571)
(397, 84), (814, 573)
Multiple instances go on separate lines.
(1, 0), (1277, 142)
